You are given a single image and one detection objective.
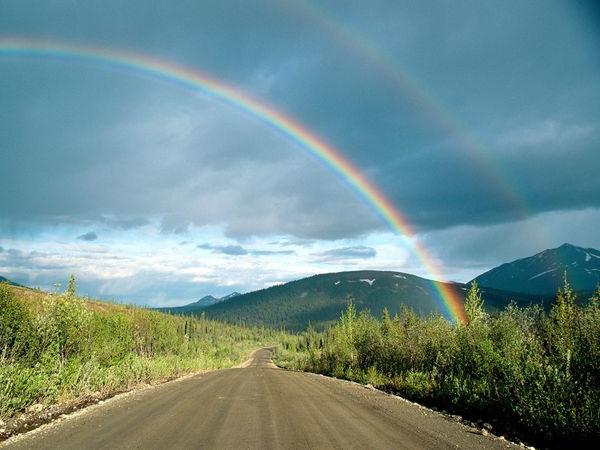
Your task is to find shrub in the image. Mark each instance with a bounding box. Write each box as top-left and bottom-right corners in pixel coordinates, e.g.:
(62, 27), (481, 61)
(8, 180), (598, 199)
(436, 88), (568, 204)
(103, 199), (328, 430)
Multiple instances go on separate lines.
(287, 279), (600, 445)
(0, 284), (34, 360)
(0, 283), (278, 420)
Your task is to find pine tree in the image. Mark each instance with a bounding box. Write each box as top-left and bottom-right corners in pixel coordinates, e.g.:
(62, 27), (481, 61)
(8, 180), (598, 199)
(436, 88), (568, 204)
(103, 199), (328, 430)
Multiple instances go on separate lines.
(381, 307), (392, 336)
(590, 284), (600, 308)
(339, 301), (357, 362)
(464, 280), (485, 325)
(66, 274), (77, 297)
(551, 271), (576, 325)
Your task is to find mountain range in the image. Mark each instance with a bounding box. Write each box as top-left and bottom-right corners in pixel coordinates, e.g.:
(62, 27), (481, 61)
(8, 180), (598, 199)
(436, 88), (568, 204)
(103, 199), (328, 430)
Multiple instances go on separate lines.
(3, 243), (598, 331)
(161, 243), (598, 330)
(198, 270), (548, 331)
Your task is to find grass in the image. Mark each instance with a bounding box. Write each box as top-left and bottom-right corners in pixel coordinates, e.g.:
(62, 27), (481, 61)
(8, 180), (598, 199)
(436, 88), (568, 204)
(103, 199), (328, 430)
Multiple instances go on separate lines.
(0, 282), (279, 420)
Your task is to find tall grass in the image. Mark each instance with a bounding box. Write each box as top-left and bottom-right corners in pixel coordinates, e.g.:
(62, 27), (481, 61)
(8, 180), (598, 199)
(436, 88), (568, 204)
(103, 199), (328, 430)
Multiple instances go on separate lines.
(0, 283), (277, 419)
(275, 278), (600, 445)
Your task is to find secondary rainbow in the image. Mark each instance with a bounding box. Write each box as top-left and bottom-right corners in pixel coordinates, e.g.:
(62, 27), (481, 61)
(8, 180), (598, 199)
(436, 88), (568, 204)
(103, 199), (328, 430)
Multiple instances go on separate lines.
(0, 37), (467, 323)
(286, 0), (543, 231)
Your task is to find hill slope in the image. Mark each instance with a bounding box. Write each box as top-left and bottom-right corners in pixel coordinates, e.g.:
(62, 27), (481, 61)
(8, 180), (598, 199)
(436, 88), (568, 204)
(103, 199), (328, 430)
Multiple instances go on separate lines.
(474, 243), (600, 295)
(201, 270), (544, 331)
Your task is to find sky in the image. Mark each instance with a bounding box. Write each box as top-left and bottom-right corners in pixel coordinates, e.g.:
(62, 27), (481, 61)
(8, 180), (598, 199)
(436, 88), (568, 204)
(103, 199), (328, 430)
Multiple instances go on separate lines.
(1, 0), (599, 306)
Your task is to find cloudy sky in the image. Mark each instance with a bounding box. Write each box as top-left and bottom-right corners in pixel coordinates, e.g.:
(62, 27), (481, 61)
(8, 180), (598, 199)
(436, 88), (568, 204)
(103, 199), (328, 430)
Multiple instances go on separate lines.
(1, 1), (599, 306)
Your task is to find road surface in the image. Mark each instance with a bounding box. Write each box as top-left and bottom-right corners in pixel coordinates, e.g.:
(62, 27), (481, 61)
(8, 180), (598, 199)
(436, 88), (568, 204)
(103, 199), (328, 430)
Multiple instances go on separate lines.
(2, 348), (515, 449)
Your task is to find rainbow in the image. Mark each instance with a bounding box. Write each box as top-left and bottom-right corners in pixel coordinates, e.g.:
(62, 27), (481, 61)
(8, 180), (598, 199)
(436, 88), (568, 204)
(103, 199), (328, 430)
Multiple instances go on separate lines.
(0, 37), (467, 323)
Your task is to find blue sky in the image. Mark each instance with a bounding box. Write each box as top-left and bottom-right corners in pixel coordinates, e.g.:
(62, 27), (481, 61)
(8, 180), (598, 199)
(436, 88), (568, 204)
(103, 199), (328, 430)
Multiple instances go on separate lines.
(1, 1), (599, 305)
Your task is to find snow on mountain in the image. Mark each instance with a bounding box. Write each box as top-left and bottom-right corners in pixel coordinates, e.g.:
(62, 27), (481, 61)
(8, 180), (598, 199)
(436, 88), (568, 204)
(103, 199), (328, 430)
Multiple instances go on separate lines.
(529, 268), (558, 280)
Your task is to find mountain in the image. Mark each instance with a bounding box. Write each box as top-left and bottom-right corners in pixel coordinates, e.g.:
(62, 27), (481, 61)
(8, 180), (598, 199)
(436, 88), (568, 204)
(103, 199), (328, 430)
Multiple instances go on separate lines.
(474, 243), (600, 295)
(201, 270), (542, 331)
(220, 292), (242, 301)
(0, 275), (21, 287)
(157, 292), (240, 315)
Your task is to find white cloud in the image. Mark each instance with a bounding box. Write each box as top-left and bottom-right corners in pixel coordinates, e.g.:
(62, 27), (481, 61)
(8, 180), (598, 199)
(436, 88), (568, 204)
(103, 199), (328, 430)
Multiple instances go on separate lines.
(0, 225), (417, 306)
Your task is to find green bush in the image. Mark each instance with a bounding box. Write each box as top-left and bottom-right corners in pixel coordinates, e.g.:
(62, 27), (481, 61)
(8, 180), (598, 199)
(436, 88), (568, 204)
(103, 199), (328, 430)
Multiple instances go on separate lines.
(283, 279), (600, 445)
(0, 284), (34, 360)
(0, 283), (278, 419)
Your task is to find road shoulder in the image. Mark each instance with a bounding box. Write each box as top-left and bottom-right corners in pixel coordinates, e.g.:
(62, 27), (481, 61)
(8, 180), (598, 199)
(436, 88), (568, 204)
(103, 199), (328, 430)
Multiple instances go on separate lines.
(1, 346), (266, 445)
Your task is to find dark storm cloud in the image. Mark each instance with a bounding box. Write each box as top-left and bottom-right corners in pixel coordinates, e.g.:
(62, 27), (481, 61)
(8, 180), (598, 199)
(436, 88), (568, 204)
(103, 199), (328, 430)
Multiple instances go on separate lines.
(77, 231), (98, 241)
(0, 0), (598, 245)
(314, 246), (377, 261)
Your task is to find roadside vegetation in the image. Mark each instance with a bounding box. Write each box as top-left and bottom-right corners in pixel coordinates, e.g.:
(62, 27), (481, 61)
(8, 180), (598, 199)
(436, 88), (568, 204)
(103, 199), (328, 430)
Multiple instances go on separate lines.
(0, 278), (278, 421)
(275, 275), (600, 446)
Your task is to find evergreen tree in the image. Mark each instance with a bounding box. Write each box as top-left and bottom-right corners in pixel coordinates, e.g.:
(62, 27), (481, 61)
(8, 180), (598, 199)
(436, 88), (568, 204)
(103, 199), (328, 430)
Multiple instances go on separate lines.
(590, 284), (600, 308)
(66, 274), (77, 297)
(381, 307), (392, 336)
(464, 280), (485, 324)
(551, 271), (576, 325)
(340, 301), (357, 342)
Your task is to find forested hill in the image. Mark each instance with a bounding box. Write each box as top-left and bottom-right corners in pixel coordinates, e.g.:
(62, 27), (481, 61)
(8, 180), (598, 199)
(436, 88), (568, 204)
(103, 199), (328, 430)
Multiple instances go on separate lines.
(201, 270), (546, 331)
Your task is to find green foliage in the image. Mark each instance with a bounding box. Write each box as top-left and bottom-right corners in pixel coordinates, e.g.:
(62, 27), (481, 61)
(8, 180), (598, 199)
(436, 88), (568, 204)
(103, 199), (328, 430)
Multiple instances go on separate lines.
(0, 284), (278, 419)
(464, 281), (486, 325)
(0, 283), (34, 360)
(66, 274), (77, 297)
(280, 275), (600, 445)
(551, 271), (576, 326)
(590, 285), (600, 308)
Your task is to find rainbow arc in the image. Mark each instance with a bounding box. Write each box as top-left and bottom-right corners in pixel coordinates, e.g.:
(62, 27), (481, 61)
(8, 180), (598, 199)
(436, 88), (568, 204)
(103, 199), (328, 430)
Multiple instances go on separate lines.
(0, 37), (466, 322)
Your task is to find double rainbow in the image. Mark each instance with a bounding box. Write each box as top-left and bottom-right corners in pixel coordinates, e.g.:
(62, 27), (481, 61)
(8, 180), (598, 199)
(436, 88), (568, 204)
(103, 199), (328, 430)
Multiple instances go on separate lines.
(0, 37), (466, 323)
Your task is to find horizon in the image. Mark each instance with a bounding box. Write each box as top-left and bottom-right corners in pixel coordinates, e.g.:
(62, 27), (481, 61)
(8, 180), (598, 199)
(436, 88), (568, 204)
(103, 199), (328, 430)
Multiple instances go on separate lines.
(1, 1), (599, 307)
(6, 241), (596, 310)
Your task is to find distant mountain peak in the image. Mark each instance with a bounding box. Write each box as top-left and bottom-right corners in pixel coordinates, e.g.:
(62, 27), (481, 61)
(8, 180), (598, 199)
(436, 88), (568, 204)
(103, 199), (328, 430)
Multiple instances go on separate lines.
(0, 275), (21, 287)
(195, 295), (218, 304)
(474, 243), (600, 295)
(156, 291), (242, 315)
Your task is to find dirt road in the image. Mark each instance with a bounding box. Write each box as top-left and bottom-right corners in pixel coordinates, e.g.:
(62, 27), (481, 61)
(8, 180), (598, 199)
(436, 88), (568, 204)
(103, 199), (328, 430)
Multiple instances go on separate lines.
(2, 348), (515, 449)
